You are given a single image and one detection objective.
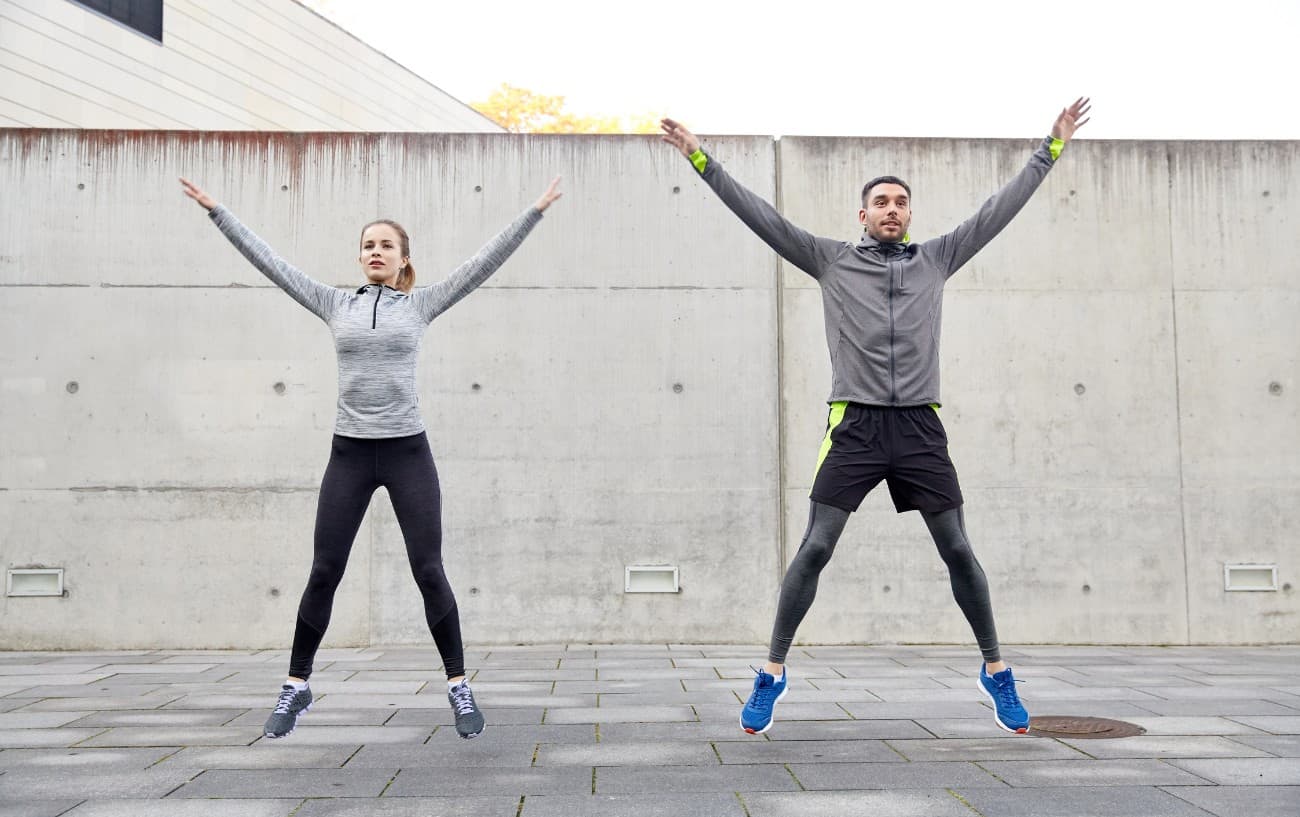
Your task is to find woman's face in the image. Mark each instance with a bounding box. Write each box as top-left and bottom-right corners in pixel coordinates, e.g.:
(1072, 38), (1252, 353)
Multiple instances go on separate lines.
(359, 223), (408, 286)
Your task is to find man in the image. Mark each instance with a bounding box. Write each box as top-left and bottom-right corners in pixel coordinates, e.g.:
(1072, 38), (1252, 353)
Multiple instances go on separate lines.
(661, 98), (1090, 735)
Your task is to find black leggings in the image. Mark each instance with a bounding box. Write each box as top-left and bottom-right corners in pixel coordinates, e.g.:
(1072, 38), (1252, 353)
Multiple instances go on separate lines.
(768, 501), (1001, 665)
(289, 433), (464, 681)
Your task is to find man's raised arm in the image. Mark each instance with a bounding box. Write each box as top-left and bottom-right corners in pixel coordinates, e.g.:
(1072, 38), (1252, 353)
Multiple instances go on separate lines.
(661, 117), (841, 280)
(932, 97), (1092, 278)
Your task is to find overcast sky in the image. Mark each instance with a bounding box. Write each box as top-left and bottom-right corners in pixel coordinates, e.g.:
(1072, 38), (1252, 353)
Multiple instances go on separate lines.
(304, 0), (1298, 140)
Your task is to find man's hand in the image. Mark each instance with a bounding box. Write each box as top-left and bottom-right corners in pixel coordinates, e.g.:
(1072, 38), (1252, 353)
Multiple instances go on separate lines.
(179, 177), (217, 211)
(660, 118), (701, 157)
(1051, 98), (1091, 142)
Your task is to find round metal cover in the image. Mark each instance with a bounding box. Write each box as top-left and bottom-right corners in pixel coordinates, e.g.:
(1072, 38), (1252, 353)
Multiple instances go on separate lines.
(1029, 716), (1146, 739)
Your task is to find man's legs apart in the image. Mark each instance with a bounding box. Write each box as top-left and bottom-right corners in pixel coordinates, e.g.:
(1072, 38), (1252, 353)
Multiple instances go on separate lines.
(765, 500), (852, 675)
(922, 505), (1030, 732)
(919, 505), (1003, 670)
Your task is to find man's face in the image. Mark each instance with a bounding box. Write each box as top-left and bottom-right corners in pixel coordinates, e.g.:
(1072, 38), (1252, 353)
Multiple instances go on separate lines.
(858, 183), (911, 243)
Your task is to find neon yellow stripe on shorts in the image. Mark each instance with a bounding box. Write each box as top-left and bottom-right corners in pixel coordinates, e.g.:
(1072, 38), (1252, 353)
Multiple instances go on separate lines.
(813, 401), (848, 481)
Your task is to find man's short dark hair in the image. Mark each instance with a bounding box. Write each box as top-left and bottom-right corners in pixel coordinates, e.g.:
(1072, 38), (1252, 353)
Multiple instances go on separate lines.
(861, 175), (911, 207)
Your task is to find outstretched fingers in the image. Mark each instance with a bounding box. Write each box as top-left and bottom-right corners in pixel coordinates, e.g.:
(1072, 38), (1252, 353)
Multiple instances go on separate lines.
(535, 175), (563, 212)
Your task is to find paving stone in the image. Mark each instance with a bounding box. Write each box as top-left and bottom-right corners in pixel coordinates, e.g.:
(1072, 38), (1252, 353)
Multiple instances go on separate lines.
(416, 721), (595, 744)
(956, 785), (1215, 816)
(714, 738), (899, 765)
(0, 766), (198, 799)
(595, 721), (762, 743)
(1230, 734), (1300, 756)
(0, 698), (40, 713)
(1122, 715), (1267, 735)
(595, 763), (799, 794)
(0, 665), (110, 676)
(1166, 757), (1300, 785)
(979, 758), (1213, 787)
(765, 719), (934, 741)
(0, 746), (179, 771)
(789, 760), (1006, 789)
(886, 737), (1082, 762)
(1132, 699), (1300, 716)
(0, 712), (93, 728)
(0, 802), (84, 817)
(0, 728), (107, 748)
(543, 705), (696, 724)
(345, 740), (536, 767)
(384, 766), (592, 796)
(173, 768), (397, 798)
(837, 701), (996, 719)
(224, 708), (394, 728)
(1161, 785), (1300, 817)
(76, 727), (260, 748)
(1061, 734), (1275, 759)
(294, 796), (522, 816)
(743, 789), (974, 816)
(466, 693), (601, 709)
(1225, 716), (1300, 734)
(161, 745), (359, 769)
(0, 675), (116, 690)
(5, 684), (163, 699)
(535, 740), (716, 767)
(68, 710), (245, 728)
(62, 800), (300, 816)
(695, 702), (850, 722)
(263, 726), (434, 745)
(468, 669), (595, 682)
(520, 793), (746, 816)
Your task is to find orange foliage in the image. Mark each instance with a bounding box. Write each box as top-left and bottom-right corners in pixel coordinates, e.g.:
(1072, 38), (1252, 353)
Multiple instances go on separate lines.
(473, 84), (658, 134)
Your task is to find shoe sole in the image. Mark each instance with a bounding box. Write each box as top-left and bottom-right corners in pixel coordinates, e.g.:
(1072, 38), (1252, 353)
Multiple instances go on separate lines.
(977, 677), (1028, 734)
(740, 685), (788, 734)
(263, 702), (311, 739)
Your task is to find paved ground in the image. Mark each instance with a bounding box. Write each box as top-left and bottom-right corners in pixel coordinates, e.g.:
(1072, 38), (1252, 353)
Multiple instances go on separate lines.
(0, 644), (1296, 816)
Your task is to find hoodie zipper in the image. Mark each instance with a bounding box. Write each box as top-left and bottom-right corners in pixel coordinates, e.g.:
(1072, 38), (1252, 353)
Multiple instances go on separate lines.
(371, 286), (381, 329)
(886, 255), (897, 403)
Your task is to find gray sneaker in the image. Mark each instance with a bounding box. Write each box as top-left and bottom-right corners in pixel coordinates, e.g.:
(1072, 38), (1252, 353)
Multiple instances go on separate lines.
(263, 684), (312, 739)
(448, 681), (484, 739)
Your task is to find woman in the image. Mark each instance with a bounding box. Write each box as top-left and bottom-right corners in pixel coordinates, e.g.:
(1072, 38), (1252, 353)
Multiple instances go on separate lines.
(180, 175), (562, 739)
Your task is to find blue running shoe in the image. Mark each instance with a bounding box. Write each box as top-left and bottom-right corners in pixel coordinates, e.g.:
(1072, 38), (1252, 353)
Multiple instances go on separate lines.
(741, 667), (788, 734)
(979, 665), (1029, 733)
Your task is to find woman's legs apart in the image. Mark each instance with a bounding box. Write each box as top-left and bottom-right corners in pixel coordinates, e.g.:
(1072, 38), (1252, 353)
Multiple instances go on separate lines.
(290, 437), (376, 681)
(920, 506), (1002, 666)
(766, 501), (852, 670)
(382, 434), (464, 680)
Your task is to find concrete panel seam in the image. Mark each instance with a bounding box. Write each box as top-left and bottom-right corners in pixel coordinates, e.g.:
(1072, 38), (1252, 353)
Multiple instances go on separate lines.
(774, 135), (789, 579)
(1167, 143), (1192, 646)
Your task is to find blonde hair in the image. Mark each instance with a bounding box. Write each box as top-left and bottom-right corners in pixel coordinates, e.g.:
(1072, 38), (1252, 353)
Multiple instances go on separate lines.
(360, 219), (415, 292)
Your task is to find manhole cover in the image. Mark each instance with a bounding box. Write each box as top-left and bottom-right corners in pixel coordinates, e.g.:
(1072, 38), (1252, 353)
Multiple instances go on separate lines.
(1029, 716), (1146, 739)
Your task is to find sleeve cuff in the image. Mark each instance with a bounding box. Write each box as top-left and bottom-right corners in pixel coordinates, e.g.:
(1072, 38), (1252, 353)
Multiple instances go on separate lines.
(688, 148), (708, 174)
(1048, 137), (1065, 161)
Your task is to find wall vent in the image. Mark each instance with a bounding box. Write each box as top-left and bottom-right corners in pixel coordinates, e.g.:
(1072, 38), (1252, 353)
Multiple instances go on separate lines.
(6, 568), (64, 597)
(1224, 564), (1278, 592)
(625, 565), (679, 593)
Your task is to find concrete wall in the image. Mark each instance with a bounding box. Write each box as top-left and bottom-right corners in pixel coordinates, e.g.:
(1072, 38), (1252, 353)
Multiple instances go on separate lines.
(0, 129), (1295, 650)
(0, 0), (501, 132)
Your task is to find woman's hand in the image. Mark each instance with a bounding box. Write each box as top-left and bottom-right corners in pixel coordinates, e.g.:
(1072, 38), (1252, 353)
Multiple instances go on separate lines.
(534, 176), (563, 212)
(179, 177), (217, 211)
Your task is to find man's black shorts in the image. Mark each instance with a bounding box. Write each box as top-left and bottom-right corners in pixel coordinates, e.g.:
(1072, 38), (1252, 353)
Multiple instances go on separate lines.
(809, 402), (964, 514)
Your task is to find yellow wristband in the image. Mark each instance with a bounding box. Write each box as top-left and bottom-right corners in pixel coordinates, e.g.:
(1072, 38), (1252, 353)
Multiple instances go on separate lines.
(1049, 137), (1065, 161)
(688, 148), (707, 174)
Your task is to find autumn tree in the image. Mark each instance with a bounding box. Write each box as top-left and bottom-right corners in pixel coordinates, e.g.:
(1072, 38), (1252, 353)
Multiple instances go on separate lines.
(473, 84), (659, 134)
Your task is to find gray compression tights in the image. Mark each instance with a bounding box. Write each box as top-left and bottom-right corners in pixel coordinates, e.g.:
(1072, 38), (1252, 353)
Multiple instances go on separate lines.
(767, 502), (1002, 665)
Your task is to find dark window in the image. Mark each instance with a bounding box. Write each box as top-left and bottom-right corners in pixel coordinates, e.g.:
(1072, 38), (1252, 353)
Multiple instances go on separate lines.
(70, 0), (164, 43)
